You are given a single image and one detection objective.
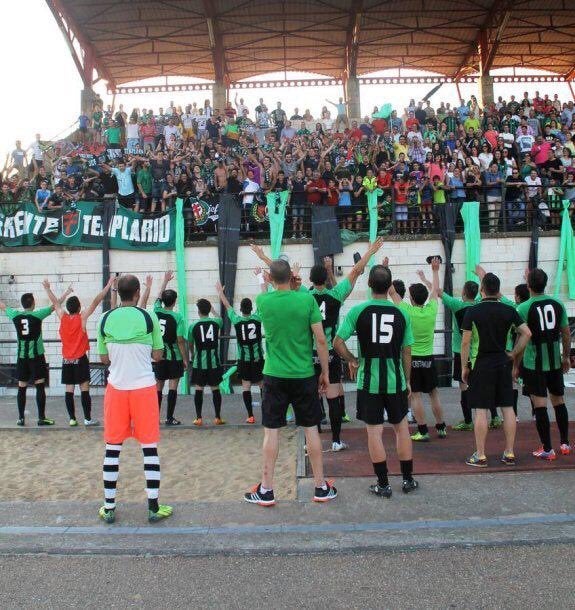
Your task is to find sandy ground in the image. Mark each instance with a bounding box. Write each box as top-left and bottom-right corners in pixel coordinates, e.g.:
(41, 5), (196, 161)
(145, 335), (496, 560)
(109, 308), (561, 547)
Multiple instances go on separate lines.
(0, 427), (298, 503)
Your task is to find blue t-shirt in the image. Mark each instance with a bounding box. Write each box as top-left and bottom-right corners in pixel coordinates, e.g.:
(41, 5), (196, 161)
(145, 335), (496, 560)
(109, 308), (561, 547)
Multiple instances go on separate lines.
(36, 188), (51, 207)
(112, 167), (135, 196)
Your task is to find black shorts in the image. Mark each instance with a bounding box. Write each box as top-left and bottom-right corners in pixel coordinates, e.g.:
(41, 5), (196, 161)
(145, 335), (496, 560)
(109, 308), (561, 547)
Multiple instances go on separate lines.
(191, 367), (223, 388)
(356, 389), (409, 425)
(521, 368), (564, 398)
(118, 193), (135, 209)
(468, 361), (514, 409)
(410, 356), (438, 393)
(61, 354), (90, 385)
(453, 352), (462, 383)
(237, 359), (264, 383)
(313, 351), (342, 384)
(261, 375), (322, 429)
(154, 359), (185, 381)
(16, 355), (48, 383)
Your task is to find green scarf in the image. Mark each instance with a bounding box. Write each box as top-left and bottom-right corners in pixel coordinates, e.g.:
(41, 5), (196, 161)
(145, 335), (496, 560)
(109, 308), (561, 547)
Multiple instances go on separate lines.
(267, 190), (290, 259)
(460, 201), (481, 281)
(366, 188), (382, 266)
(175, 198), (190, 393)
(554, 199), (575, 299)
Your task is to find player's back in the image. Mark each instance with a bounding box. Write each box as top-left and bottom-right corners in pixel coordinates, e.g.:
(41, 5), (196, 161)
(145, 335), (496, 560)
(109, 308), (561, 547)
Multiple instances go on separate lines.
(189, 318), (222, 369)
(232, 313), (263, 362)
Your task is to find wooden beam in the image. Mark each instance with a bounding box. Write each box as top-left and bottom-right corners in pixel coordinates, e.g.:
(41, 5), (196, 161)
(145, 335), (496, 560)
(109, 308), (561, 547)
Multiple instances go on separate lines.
(202, 0), (229, 86)
(565, 66), (575, 81)
(343, 0), (363, 79)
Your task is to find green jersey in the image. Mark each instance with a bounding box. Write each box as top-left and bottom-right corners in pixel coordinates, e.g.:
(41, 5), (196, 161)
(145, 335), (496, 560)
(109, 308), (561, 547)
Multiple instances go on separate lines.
(256, 289), (322, 378)
(309, 278), (352, 350)
(441, 294), (475, 353)
(153, 300), (186, 361)
(227, 310), (264, 363)
(337, 299), (413, 395)
(517, 294), (568, 372)
(5, 306), (52, 358)
(398, 300), (438, 357)
(188, 317), (223, 370)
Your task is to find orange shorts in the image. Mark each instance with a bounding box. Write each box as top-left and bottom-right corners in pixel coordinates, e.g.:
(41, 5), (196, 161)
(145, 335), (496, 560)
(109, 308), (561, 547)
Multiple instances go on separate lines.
(104, 384), (160, 444)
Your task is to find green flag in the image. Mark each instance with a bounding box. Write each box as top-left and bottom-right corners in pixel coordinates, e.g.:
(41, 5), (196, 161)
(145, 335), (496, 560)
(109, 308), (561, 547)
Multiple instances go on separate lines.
(175, 198), (190, 393)
(267, 190), (290, 259)
(460, 201), (481, 281)
(219, 366), (238, 394)
(365, 188), (382, 266)
(554, 199), (575, 299)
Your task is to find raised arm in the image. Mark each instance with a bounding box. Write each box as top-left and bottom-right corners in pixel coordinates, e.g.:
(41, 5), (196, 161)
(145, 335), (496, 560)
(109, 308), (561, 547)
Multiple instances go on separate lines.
(82, 276), (115, 323)
(323, 256), (337, 288)
(111, 275), (118, 309)
(215, 281), (233, 311)
(430, 256), (440, 300)
(347, 237), (385, 287)
(250, 242), (273, 267)
(138, 275), (153, 309)
(157, 270), (174, 301)
(42, 279), (64, 318)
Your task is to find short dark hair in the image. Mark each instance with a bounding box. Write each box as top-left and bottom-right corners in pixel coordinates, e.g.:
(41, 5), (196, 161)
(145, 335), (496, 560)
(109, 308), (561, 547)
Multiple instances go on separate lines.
(196, 298), (211, 316)
(269, 259), (291, 284)
(118, 275), (140, 302)
(161, 289), (177, 307)
(392, 279), (405, 299)
(368, 265), (392, 294)
(409, 283), (429, 306)
(20, 293), (34, 309)
(481, 272), (500, 297)
(309, 264), (328, 285)
(515, 283), (530, 303)
(66, 296), (81, 314)
(240, 298), (253, 315)
(463, 280), (479, 300)
(527, 268), (547, 294)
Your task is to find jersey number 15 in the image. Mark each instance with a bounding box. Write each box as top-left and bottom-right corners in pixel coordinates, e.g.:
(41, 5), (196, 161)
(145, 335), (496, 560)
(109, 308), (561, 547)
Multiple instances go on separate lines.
(372, 313), (394, 344)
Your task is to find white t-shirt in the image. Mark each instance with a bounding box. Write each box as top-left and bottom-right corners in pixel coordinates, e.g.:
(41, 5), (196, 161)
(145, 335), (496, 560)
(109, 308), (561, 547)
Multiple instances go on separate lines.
(524, 175), (542, 198)
(126, 123), (139, 139)
(242, 178), (260, 205)
(106, 343), (156, 390)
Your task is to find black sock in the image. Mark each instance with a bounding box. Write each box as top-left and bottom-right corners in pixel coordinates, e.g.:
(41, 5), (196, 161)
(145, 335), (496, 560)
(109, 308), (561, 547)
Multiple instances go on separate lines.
(373, 460), (389, 486)
(534, 408), (552, 452)
(327, 397), (343, 443)
(81, 391), (92, 420)
(17, 386), (26, 420)
(65, 391), (75, 419)
(157, 391), (163, 410)
(194, 390), (203, 418)
(490, 407), (498, 420)
(417, 424), (429, 435)
(242, 391), (253, 417)
(435, 422), (446, 431)
(461, 390), (472, 424)
(530, 397), (535, 418)
(339, 394), (347, 418)
(35, 383), (46, 420)
(513, 389), (519, 416)
(167, 389), (177, 420)
(212, 389), (222, 419)
(400, 459), (414, 482)
(553, 403), (569, 446)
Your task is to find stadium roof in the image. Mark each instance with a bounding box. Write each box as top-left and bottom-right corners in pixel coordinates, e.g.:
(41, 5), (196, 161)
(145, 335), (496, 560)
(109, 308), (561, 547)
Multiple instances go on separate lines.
(47, 0), (575, 90)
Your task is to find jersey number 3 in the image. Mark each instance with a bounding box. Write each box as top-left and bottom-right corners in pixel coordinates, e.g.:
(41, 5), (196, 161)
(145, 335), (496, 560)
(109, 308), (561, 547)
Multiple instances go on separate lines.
(20, 319), (30, 336)
(371, 313), (394, 344)
(159, 319), (166, 336)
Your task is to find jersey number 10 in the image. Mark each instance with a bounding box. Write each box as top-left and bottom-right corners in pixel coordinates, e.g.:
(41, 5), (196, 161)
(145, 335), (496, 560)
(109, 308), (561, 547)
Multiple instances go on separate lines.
(535, 304), (556, 331)
(372, 313), (394, 344)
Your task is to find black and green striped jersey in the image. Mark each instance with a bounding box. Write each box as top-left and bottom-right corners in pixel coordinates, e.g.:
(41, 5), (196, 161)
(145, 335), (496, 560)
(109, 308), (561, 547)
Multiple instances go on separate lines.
(5, 306), (52, 358)
(310, 278), (352, 350)
(336, 299), (413, 395)
(153, 300), (186, 361)
(188, 317), (223, 370)
(441, 294), (477, 354)
(227, 310), (264, 363)
(517, 295), (568, 372)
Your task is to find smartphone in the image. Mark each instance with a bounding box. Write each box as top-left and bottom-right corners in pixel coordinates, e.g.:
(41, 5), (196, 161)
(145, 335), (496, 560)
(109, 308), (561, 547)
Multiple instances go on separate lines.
(353, 252), (361, 264)
(426, 255), (443, 264)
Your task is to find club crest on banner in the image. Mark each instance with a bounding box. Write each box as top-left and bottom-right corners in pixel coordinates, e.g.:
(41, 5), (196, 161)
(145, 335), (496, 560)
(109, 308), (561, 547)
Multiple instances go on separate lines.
(61, 208), (82, 237)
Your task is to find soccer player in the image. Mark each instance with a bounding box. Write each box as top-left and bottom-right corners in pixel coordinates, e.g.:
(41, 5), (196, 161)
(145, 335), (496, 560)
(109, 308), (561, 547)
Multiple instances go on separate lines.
(244, 259), (337, 506)
(461, 272), (531, 467)
(334, 264), (418, 498)
(215, 281), (263, 424)
(42, 277), (114, 427)
(97, 274), (172, 523)
(438, 279), (479, 431)
(0, 286), (72, 426)
(189, 298), (225, 426)
(517, 268), (571, 460)
(390, 257), (447, 441)
(153, 271), (187, 426)
(309, 239), (384, 451)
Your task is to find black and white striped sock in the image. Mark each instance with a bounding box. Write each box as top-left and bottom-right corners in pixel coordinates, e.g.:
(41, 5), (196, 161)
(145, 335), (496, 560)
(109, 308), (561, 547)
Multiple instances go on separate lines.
(142, 443), (160, 512)
(103, 443), (122, 511)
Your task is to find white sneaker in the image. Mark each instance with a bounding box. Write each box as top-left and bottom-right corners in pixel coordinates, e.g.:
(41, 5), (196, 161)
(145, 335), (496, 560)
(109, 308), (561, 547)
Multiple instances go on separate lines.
(84, 419), (100, 427)
(407, 409), (416, 424)
(332, 441), (348, 452)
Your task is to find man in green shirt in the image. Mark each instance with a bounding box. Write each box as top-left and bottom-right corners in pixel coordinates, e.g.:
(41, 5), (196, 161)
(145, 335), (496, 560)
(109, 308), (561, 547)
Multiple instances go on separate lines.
(0, 286), (71, 426)
(136, 160), (153, 213)
(390, 257), (446, 441)
(188, 299), (225, 426)
(104, 120), (123, 148)
(153, 271), (187, 426)
(244, 259), (336, 506)
(335, 264), (418, 498)
(216, 282), (263, 424)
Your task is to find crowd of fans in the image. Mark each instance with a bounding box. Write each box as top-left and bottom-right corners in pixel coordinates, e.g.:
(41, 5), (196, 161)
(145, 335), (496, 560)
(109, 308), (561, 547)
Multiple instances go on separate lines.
(1, 90), (574, 239)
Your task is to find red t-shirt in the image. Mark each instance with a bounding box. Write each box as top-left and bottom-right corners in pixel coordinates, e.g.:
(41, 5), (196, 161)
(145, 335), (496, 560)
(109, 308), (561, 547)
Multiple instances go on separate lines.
(377, 173), (392, 189)
(60, 313), (90, 360)
(394, 182), (408, 204)
(305, 179), (326, 204)
(371, 119), (388, 135)
(326, 187), (339, 206)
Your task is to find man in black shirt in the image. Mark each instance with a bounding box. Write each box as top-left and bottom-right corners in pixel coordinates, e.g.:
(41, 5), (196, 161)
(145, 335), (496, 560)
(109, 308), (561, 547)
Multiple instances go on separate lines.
(504, 168), (526, 228)
(150, 151), (171, 209)
(461, 273), (531, 467)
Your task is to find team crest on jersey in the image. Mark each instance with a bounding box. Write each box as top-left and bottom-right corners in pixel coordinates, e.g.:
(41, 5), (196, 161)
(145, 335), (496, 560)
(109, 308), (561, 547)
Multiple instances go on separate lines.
(61, 209), (81, 237)
(190, 198), (210, 226)
(251, 194), (268, 224)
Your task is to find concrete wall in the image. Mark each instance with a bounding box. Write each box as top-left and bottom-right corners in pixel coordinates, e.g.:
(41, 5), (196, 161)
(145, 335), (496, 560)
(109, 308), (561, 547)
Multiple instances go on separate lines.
(0, 235), (572, 394)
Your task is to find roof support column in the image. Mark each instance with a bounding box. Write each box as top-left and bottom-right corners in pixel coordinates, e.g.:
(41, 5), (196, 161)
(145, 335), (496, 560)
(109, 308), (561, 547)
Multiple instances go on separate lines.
(344, 75), (361, 120)
(212, 80), (227, 115)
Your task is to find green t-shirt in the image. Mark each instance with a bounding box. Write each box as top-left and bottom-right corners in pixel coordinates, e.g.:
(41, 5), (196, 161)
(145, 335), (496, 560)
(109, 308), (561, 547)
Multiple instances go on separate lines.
(188, 317), (223, 370)
(256, 289), (322, 378)
(309, 278), (352, 350)
(441, 293), (476, 353)
(97, 306), (163, 353)
(153, 301), (186, 361)
(137, 168), (153, 194)
(106, 127), (122, 145)
(432, 184), (446, 204)
(517, 294), (568, 372)
(228, 310), (264, 363)
(398, 300), (438, 357)
(5, 306), (52, 358)
(337, 299), (413, 395)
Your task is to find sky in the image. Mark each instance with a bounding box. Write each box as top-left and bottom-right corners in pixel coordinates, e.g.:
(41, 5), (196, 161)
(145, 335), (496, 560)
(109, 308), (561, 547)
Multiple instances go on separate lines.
(2, 0), (573, 160)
